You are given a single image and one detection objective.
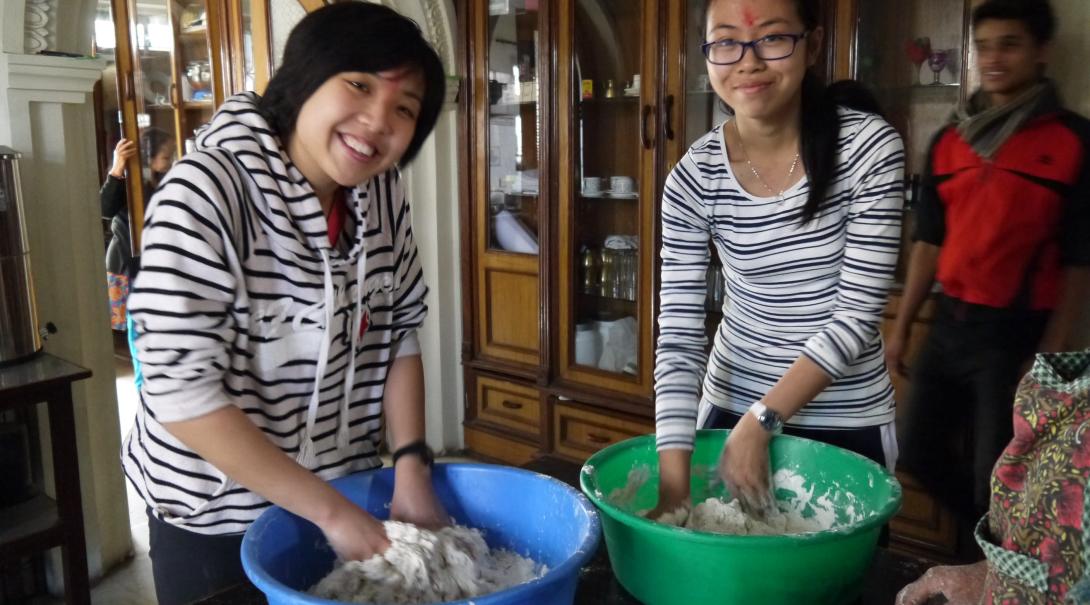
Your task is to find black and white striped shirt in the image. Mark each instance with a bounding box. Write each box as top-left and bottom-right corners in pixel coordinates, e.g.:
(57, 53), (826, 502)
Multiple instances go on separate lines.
(655, 108), (904, 451)
(122, 93), (428, 534)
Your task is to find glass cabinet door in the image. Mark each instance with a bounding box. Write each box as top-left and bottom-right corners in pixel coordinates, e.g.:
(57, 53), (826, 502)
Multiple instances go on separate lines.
(855, 1), (969, 177)
(677, 0), (730, 332)
(175, 1), (218, 149)
(470, 0), (545, 369)
(486, 1), (542, 256)
(558, 0), (657, 396)
(853, 0), (971, 282)
(128, 0), (180, 163)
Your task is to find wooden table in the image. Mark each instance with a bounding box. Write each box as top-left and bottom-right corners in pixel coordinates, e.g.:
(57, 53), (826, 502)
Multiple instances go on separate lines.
(0, 353), (92, 605)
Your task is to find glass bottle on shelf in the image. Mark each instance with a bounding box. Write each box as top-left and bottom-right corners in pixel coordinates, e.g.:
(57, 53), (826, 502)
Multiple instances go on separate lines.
(486, 1), (541, 256)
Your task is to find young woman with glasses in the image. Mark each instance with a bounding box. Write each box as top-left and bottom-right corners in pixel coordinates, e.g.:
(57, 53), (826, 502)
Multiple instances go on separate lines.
(652, 0), (906, 520)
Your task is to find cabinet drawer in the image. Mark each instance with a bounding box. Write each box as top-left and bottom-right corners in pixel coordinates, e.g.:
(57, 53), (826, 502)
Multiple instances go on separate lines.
(552, 403), (652, 461)
(475, 376), (541, 436)
(464, 426), (539, 467)
(890, 471), (958, 556)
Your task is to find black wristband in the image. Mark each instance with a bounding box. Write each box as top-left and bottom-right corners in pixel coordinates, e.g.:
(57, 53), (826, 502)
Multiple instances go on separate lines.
(391, 440), (434, 468)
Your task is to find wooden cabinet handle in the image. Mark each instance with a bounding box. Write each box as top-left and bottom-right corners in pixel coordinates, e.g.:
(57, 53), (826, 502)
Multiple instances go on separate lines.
(501, 400), (523, 410)
(587, 432), (611, 444)
(641, 104), (655, 149)
(664, 94), (675, 140)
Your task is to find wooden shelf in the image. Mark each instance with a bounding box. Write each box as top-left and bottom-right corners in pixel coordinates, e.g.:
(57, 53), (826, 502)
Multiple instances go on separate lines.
(181, 26), (208, 36)
(0, 494), (61, 563)
(183, 100), (214, 109)
(491, 101), (538, 115)
(580, 95), (639, 105)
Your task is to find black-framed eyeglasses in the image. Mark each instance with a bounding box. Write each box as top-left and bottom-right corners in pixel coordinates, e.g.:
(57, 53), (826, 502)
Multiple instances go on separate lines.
(701, 31), (809, 66)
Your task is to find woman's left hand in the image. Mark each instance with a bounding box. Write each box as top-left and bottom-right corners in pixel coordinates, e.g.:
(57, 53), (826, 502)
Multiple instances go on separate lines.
(717, 412), (775, 518)
(390, 457), (450, 529)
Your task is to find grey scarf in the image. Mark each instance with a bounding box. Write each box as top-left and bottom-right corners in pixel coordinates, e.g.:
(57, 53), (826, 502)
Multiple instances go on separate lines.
(954, 79), (1059, 160)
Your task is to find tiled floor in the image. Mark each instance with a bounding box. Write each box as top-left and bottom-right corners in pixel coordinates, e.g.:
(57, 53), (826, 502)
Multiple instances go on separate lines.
(33, 345), (474, 604)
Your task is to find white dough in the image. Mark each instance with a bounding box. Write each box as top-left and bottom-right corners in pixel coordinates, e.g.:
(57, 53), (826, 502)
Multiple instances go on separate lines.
(611, 466), (861, 536)
(309, 521), (546, 604)
(658, 497), (825, 535)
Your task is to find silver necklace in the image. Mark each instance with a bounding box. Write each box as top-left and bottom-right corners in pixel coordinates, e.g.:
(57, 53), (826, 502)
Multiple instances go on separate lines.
(734, 122), (800, 199)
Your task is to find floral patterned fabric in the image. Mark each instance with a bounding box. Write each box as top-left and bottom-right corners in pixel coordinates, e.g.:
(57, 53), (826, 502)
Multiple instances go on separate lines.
(107, 272), (129, 331)
(977, 349), (1090, 604)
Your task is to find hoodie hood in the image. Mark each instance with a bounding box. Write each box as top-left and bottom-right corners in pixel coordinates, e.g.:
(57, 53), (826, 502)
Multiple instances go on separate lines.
(195, 92), (368, 265)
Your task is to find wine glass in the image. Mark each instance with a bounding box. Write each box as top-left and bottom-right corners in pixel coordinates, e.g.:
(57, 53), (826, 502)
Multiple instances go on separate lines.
(904, 37), (932, 86)
(928, 50), (949, 86)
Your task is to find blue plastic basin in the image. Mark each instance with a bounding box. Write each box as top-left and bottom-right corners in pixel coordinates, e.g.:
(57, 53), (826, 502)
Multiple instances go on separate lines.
(241, 463), (601, 605)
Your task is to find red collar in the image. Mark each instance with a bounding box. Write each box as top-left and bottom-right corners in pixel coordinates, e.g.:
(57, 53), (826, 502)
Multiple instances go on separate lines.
(327, 188), (347, 247)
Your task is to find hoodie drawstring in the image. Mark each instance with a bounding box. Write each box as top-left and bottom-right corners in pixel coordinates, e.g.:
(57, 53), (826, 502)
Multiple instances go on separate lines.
(296, 249), (335, 467)
(337, 246), (366, 450)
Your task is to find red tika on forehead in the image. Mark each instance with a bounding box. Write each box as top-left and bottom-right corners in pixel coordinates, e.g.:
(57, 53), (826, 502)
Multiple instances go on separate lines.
(742, 4), (758, 28)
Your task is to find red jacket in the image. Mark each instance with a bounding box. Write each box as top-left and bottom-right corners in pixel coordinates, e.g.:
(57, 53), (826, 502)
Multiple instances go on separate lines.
(915, 106), (1090, 310)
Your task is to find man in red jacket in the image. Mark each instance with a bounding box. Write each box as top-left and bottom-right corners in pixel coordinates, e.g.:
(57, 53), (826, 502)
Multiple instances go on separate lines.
(888, 0), (1090, 540)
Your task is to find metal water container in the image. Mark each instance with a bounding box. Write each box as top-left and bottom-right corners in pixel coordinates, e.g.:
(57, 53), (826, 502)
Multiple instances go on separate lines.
(0, 147), (42, 363)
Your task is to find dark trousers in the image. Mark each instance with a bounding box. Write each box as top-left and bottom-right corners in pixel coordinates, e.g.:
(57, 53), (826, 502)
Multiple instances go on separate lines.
(899, 295), (1048, 526)
(147, 509), (248, 605)
(702, 406), (889, 468)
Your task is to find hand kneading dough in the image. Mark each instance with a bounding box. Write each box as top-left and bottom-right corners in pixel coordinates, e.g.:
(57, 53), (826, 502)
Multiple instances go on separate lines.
(309, 521), (546, 604)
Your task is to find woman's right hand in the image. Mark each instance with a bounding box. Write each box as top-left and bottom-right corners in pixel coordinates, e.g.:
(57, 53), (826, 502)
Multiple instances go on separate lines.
(109, 138), (137, 178)
(317, 500), (391, 562)
(648, 449), (692, 520)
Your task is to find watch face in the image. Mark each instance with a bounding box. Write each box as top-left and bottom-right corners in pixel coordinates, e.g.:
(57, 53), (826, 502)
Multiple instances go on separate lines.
(759, 411), (782, 432)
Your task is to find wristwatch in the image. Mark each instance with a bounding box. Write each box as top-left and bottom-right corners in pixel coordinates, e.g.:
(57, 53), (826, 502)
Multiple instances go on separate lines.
(748, 401), (784, 435)
(391, 440), (435, 468)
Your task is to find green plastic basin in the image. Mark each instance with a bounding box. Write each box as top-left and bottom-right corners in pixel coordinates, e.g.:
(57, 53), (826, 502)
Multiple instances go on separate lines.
(579, 430), (902, 605)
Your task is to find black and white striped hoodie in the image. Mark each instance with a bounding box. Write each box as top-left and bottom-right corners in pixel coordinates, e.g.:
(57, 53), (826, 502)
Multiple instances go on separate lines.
(122, 93), (428, 534)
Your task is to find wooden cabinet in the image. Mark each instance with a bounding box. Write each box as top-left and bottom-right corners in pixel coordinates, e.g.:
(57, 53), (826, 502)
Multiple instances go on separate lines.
(460, 0), (683, 467)
(107, 0), (271, 250)
(460, 0), (981, 560)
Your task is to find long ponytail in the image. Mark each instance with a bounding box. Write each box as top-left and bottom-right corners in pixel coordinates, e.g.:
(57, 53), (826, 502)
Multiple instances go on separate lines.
(799, 76), (884, 223)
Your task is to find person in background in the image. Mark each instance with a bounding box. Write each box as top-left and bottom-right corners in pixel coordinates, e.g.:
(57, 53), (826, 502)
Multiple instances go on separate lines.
(122, 4), (447, 604)
(100, 128), (174, 330)
(889, 0), (1090, 533)
(653, 0), (905, 517)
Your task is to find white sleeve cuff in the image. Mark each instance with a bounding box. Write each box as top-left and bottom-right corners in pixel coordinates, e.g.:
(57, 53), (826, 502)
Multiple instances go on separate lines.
(393, 330), (421, 358)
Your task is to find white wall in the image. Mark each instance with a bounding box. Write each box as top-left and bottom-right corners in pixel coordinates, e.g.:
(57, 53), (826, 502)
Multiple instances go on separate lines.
(1, 0), (131, 585)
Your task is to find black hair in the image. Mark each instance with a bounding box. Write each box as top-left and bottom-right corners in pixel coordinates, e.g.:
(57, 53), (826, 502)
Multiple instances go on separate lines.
(257, 2), (446, 166)
(141, 126), (173, 189)
(702, 0), (885, 223)
(140, 126), (173, 164)
(972, 0), (1056, 45)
